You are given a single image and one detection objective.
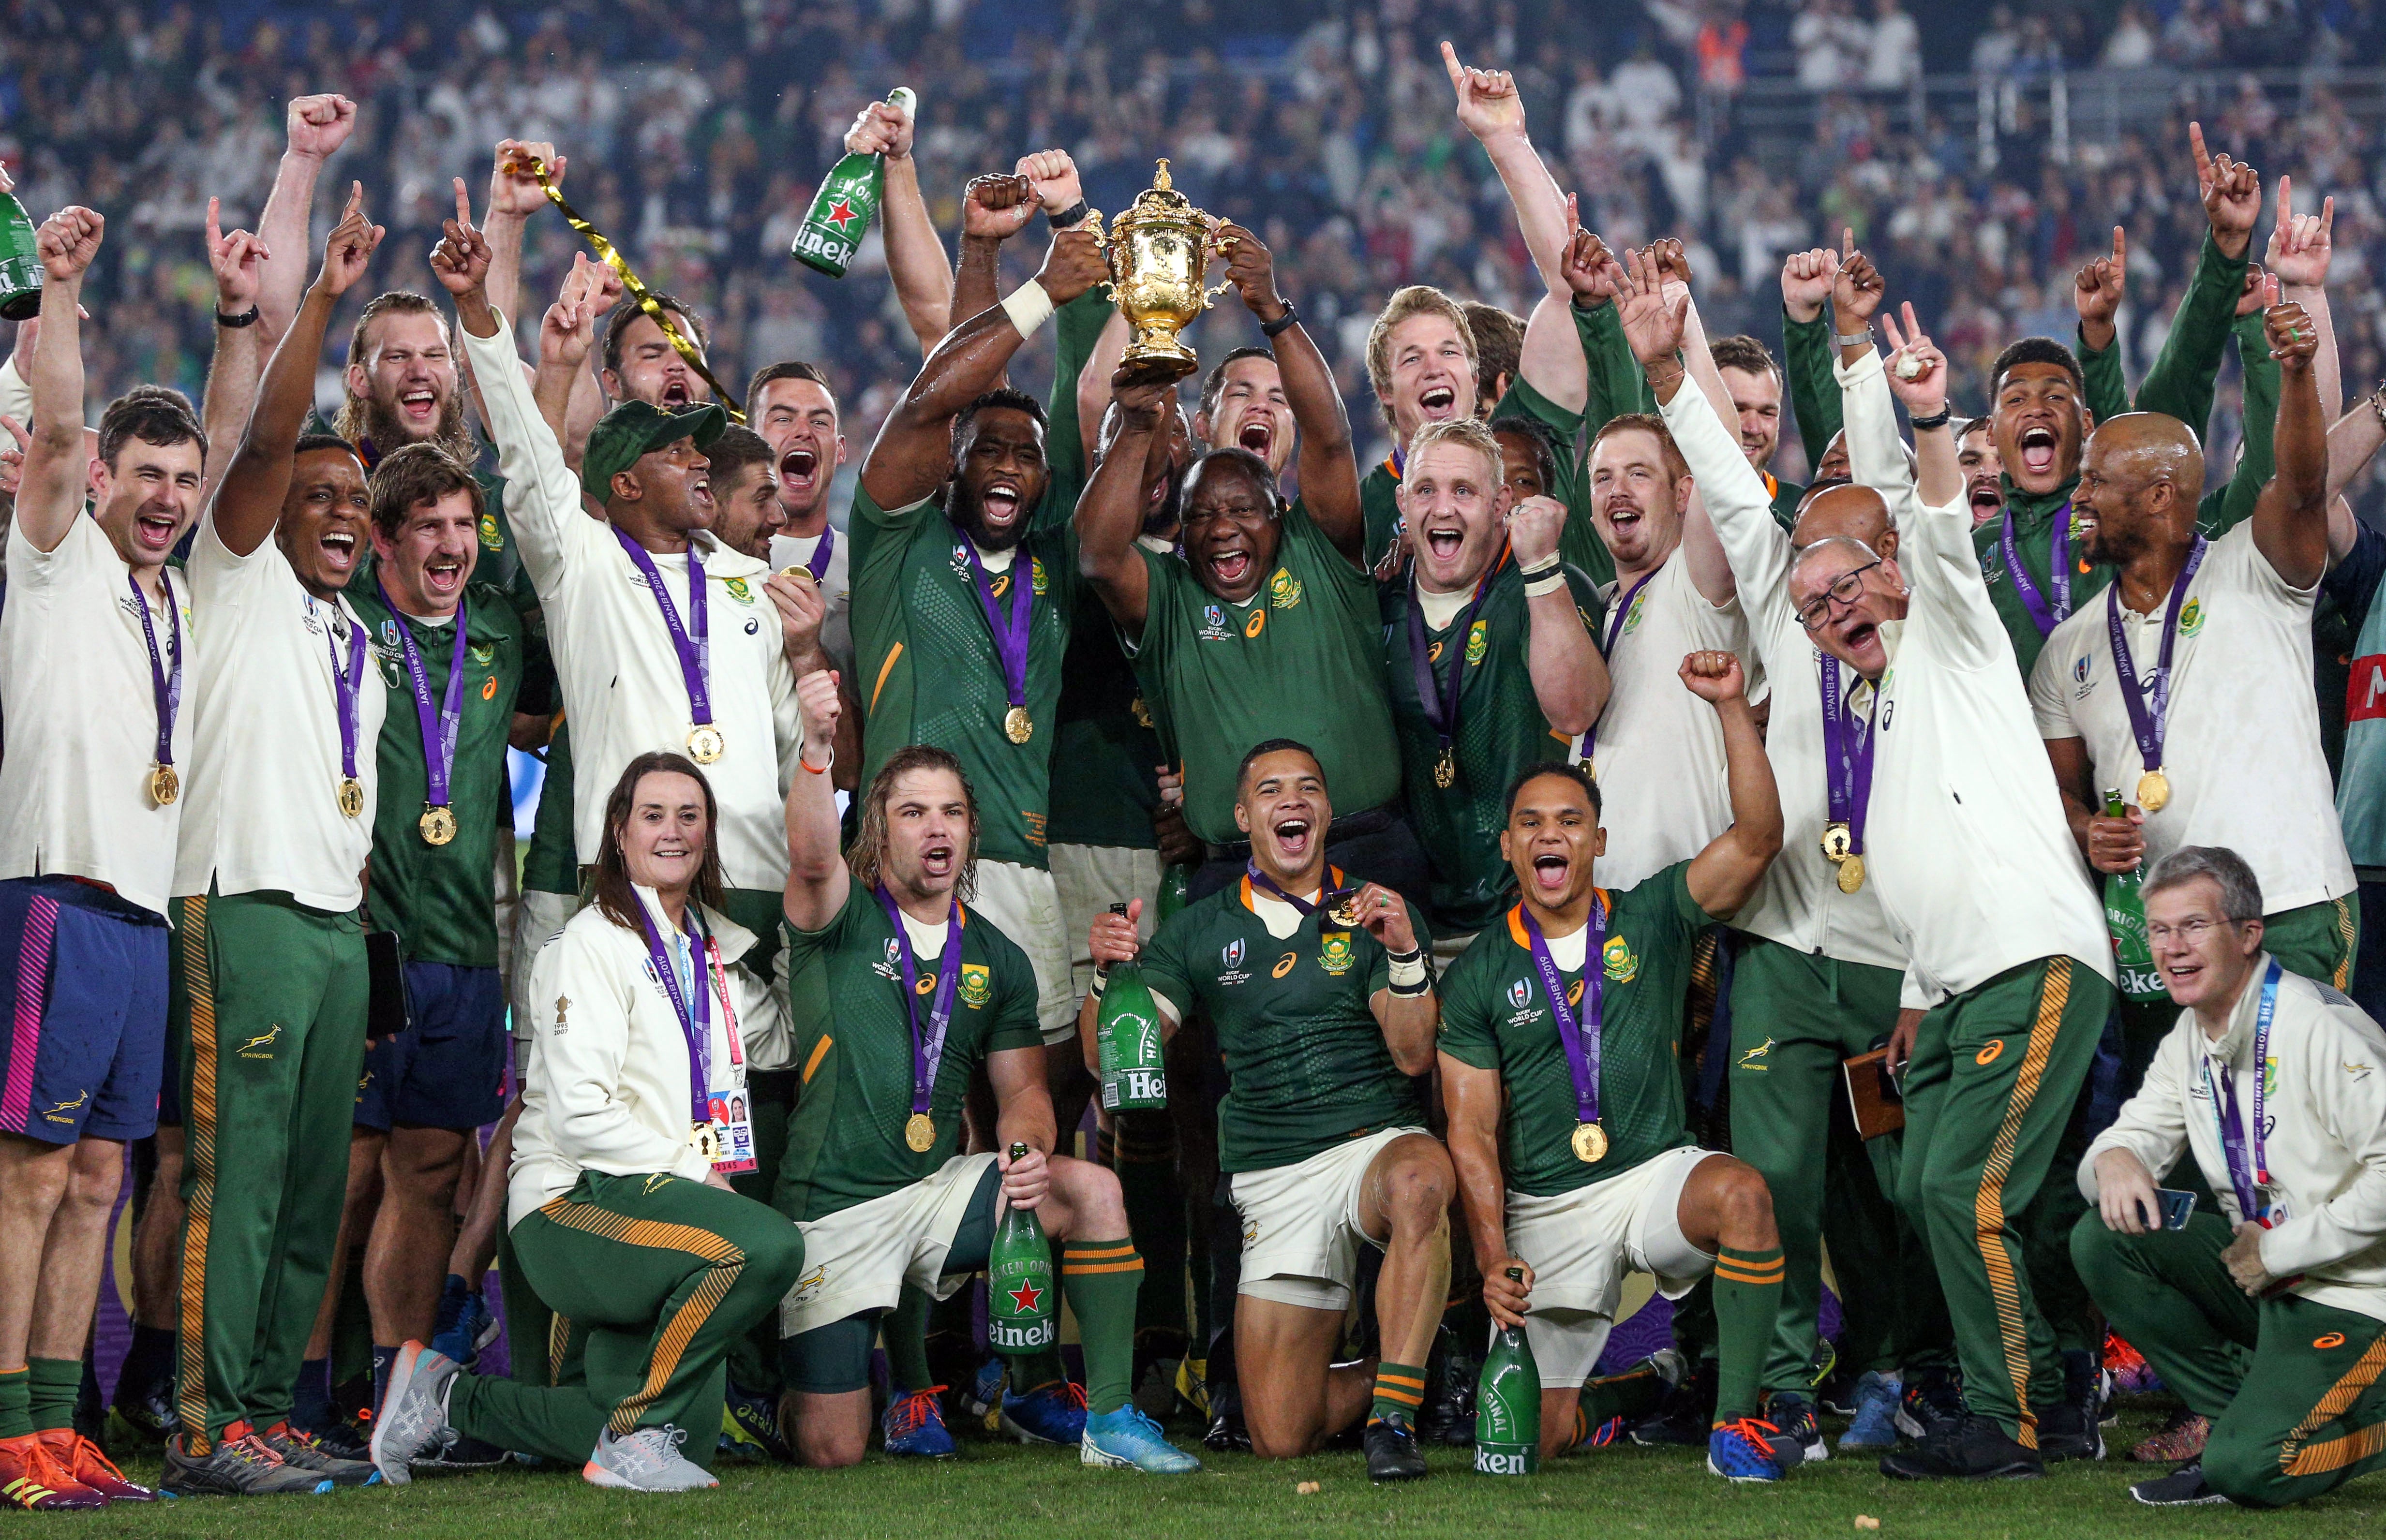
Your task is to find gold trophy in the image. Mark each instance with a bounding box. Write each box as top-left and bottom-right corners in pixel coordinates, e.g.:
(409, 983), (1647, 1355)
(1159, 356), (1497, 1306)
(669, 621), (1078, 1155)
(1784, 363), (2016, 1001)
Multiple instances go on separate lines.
(1094, 160), (1235, 387)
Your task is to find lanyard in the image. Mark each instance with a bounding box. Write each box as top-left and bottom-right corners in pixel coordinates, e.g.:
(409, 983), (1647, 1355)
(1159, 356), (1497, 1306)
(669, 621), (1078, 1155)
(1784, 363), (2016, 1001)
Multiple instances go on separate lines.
(2204, 959), (2282, 1225)
(2000, 500), (2075, 638)
(320, 600), (367, 783)
(374, 578), (471, 810)
(1578, 567), (1659, 767)
(1521, 899), (1608, 1125)
(804, 525), (835, 582)
(876, 887), (964, 1120)
(635, 899), (719, 1127)
(129, 573), (180, 770)
(959, 532), (1034, 718)
(1244, 861), (1347, 918)
(2106, 536), (2207, 781)
(613, 529), (713, 730)
(1817, 651), (1880, 856)
(1404, 553), (1504, 774)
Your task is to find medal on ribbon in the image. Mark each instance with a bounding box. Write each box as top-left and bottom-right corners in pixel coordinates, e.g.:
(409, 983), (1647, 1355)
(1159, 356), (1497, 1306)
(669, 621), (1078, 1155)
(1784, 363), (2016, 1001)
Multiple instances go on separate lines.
(960, 534), (1036, 745)
(633, 896), (739, 1161)
(613, 529), (721, 762)
(776, 528), (834, 590)
(1405, 552), (1503, 795)
(1999, 499), (2077, 639)
(375, 577), (471, 847)
(1575, 567), (1658, 778)
(1245, 862), (1357, 927)
(1817, 650), (1879, 894)
(323, 600), (369, 818)
(2107, 536), (2206, 815)
(1519, 900), (1610, 1162)
(130, 574), (182, 807)
(877, 887), (965, 1156)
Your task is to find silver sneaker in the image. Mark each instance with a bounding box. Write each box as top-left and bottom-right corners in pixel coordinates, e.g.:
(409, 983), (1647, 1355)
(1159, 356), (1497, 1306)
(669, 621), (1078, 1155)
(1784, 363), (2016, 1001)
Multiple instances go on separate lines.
(582, 1426), (716, 1492)
(371, 1343), (461, 1487)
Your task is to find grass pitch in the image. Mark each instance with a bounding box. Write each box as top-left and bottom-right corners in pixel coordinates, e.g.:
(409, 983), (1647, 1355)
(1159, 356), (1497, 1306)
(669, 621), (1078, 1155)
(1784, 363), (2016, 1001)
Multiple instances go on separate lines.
(32, 1407), (2386, 1540)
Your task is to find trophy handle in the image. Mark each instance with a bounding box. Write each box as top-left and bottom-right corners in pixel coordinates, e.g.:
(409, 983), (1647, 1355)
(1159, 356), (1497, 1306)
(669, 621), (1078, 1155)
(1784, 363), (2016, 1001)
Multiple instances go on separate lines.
(1201, 274), (1236, 310)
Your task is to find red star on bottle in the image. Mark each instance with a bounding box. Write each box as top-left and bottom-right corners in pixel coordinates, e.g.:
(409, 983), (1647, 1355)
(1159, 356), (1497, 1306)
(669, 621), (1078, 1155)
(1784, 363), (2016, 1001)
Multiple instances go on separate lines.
(824, 197), (858, 230)
(1006, 1280), (1044, 1314)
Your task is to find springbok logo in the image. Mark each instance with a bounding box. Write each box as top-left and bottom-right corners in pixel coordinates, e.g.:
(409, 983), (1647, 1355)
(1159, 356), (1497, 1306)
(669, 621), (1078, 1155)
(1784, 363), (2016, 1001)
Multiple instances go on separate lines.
(239, 1024), (283, 1059)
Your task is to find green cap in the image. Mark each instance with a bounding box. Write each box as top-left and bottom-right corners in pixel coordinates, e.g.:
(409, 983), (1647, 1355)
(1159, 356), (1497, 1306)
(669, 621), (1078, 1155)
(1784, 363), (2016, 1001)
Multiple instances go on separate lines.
(581, 399), (728, 503)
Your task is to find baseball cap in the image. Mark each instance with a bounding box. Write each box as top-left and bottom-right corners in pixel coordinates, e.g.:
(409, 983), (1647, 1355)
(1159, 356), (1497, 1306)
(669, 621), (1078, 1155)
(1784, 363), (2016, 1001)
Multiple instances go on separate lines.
(581, 399), (728, 503)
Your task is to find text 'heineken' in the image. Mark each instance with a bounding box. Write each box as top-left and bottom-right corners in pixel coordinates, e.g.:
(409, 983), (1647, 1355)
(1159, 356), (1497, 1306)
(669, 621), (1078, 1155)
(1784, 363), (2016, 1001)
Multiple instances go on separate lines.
(986, 1141), (1057, 1353)
(2102, 787), (2166, 1002)
(790, 85), (916, 278)
(1474, 1269), (1540, 1475)
(1096, 901), (1168, 1111)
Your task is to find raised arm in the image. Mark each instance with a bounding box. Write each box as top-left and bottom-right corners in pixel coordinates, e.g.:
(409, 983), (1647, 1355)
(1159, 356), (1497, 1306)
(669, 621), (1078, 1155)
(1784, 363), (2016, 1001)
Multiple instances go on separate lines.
(252, 94), (356, 350)
(1879, 303), (1961, 507)
(1780, 245), (1844, 463)
(1076, 310), (1131, 459)
(482, 140), (560, 332)
(1510, 494), (1606, 734)
(1438, 1048), (1529, 1327)
(1073, 368), (1166, 636)
(2133, 124), (2258, 432)
(2249, 290), (2331, 590)
(781, 669), (851, 934)
(1443, 43), (1571, 293)
(1680, 652), (1782, 919)
(197, 200), (267, 508)
(14, 209), (102, 553)
(1613, 246), (1733, 605)
(211, 184), (381, 558)
(862, 218), (1107, 510)
(1213, 222), (1361, 562)
(2072, 226), (2134, 429)
(2268, 177), (2340, 423)
(847, 99), (950, 355)
(947, 172), (1038, 336)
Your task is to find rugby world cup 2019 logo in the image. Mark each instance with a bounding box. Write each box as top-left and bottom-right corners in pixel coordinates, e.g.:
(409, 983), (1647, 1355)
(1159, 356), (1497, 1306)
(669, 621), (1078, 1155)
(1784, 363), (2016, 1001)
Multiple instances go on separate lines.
(1218, 938), (1252, 986)
(1506, 978), (1531, 1009)
(874, 938), (901, 982)
(1199, 602), (1231, 640)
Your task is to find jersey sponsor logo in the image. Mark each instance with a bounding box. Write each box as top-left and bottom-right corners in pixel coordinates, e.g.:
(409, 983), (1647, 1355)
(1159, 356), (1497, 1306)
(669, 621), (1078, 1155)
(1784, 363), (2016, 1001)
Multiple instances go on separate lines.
(1465, 620), (1488, 666)
(482, 675), (498, 700)
(723, 577), (755, 604)
(2345, 1061), (2374, 1081)
(744, 617), (761, 635)
(1269, 569), (1302, 609)
(239, 1023), (283, 1060)
(915, 975), (936, 995)
(2179, 596), (2205, 637)
(1271, 951), (1297, 979)
(41, 1090), (88, 1124)
(479, 511), (504, 549)
(1317, 933), (1355, 976)
(1879, 698), (1895, 731)
(1736, 1037), (1774, 1072)
(1244, 608), (1267, 639)
(959, 963), (992, 1007)
(1601, 934), (1638, 984)
(1429, 639), (1444, 664)
(1974, 1038), (2006, 1066)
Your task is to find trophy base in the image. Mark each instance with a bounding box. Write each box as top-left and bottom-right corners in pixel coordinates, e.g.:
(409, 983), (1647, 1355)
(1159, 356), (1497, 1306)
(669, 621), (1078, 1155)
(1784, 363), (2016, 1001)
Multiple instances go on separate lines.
(1116, 343), (1198, 389)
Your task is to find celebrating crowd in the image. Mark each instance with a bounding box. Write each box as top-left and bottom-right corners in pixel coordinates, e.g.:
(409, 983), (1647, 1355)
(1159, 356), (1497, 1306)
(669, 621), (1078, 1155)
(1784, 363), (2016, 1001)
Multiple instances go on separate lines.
(2, 4), (2386, 1520)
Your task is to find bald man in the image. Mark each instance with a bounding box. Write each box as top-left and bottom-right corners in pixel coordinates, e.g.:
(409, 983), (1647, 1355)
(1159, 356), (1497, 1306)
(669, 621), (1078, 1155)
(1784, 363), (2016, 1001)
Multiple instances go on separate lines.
(2031, 298), (2353, 1106)
(1658, 311), (1952, 1461)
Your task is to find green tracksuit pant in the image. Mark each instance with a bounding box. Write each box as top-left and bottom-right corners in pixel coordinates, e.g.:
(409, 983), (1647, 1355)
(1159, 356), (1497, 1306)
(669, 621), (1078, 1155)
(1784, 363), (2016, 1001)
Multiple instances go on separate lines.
(717, 888), (798, 1402)
(450, 1171), (804, 1465)
(1728, 937), (1949, 1392)
(2072, 1212), (2386, 1507)
(169, 890), (370, 1452)
(496, 1218), (555, 1387)
(2114, 897), (2361, 1103)
(1896, 955), (2113, 1447)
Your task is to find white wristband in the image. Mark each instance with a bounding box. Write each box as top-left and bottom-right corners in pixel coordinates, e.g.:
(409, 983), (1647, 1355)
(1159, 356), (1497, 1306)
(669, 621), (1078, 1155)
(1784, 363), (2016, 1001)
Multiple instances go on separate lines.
(1388, 954), (1428, 989)
(1523, 572), (1566, 597)
(1517, 550), (1561, 578)
(1000, 281), (1055, 340)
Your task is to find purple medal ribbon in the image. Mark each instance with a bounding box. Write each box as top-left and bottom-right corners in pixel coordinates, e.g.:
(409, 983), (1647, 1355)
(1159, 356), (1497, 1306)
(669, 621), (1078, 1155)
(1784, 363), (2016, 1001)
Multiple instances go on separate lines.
(875, 887), (965, 1125)
(613, 528), (713, 731)
(1578, 567), (1659, 765)
(2205, 959), (2282, 1226)
(804, 526), (835, 582)
(2106, 535), (2207, 785)
(634, 898), (714, 1127)
(959, 532), (1034, 719)
(322, 601), (368, 785)
(1404, 560), (1502, 773)
(129, 575), (180, 775)
(1816, 651), (1880, 857)
(374, 577), (470, 812)
(1521, 900), (1608, 1127)
(1245, 861), (1347, 918)
(1999, 500), (2076, 639)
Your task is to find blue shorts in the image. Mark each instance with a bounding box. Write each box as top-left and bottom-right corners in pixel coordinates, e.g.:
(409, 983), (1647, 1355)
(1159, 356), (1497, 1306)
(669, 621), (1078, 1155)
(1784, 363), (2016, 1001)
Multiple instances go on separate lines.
(0, 875), (169, 1144)
(354, 962), (507, 1132)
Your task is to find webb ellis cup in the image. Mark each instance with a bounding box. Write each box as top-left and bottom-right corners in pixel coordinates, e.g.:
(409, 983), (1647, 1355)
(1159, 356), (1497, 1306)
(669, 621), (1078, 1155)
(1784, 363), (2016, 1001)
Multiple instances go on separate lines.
(1094, 159), (1236, 387)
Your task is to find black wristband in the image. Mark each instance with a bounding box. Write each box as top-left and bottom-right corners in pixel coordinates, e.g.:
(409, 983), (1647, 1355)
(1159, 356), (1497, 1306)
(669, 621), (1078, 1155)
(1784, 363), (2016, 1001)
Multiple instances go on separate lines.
(1386, 945), (1423, 965)
(1390, 977), (1433, 997)
(1051, 199), (1089, 230)
(216, 306), (261, 328)
(1909, 407), (1952, 431)
(1260, 302), (1300, 339)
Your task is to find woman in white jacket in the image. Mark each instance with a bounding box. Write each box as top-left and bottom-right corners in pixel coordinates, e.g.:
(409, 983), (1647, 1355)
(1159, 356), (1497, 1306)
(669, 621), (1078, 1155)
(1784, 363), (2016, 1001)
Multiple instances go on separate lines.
(369, 752), (804, 1493)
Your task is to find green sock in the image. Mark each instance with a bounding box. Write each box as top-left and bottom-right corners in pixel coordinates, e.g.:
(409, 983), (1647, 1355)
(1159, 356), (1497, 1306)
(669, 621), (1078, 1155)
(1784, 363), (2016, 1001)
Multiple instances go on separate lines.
(1370, 1361), (1428, 1426)
(1712, 1247), (1786, 1423)
(0, 1366), (29, 1439)
(882, 1284), (937, 1392)
(1060, 1239), (1143, 1415)
(25, 1359), (79, 1437)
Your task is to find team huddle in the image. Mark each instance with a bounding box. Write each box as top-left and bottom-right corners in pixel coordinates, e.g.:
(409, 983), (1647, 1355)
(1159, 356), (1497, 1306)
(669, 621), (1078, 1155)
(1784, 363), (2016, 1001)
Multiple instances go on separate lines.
(2, 41), (2384, 1516)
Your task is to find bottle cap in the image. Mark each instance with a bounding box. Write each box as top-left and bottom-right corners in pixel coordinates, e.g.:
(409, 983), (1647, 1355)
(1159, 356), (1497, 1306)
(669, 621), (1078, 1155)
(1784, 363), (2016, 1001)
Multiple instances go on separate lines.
(1008, 1140), (1030, 1159)
(1505, 1266), (1525, 1281)
(887, 86), (917, 120)
(1108, 901), (1130, 917)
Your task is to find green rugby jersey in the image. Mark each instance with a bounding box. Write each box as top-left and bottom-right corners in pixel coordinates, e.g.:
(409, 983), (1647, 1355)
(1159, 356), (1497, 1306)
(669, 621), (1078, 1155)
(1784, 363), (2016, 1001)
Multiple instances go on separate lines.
(1379, 557), (1605, 937)
(1131, 498), (1397, 847)
(1045, 584), (1165, 850)
(1437, 862), (1713, 1197)
(1140, 875), (1428, 1173)
(521, 720), (578, 897)
(775, 883), (1044, 1223)
(849, 487), (1080, 869)
(351, 574), (537, 967)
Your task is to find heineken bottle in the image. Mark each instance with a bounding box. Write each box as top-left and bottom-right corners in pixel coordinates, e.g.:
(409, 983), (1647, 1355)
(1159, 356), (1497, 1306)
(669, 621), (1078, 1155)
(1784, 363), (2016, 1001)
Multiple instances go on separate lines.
(1097, 902), (1168, 1112)
(1474, 1271), (1540, 1475)
(986, 1143), (1057, 1354)
(2103, 788), (2166, 1003)
(1153, 862), (1190, 928)
(0, 190), (42, 321)
(790, 86), (916, 279)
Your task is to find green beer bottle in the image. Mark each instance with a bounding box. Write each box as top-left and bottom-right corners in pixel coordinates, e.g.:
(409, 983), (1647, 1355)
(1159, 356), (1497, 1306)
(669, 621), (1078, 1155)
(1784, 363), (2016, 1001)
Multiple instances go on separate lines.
(790, 86), (915, 278)
(2103, 788), (2166, 1003)
(1474, 1269), (1540, 1475)
(1096, 902), (1168, 1112)
(1153, 862), (1190, 928)
(0, 190), (42, 321)
(986, 1142), (1057, 1354)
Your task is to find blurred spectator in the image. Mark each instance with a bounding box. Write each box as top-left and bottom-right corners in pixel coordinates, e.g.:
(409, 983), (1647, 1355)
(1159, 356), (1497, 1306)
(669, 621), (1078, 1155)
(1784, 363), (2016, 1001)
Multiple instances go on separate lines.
(1863, 0), (1920, 90)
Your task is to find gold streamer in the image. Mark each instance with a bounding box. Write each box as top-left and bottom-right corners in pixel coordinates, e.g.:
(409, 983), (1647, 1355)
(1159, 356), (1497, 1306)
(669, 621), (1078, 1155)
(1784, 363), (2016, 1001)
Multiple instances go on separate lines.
(507, 153), (745, 422)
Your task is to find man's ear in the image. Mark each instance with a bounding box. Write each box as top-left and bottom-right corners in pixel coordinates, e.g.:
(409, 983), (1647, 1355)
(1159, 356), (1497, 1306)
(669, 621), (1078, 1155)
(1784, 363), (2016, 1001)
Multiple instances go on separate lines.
(610, 467), (641, 503)
(1233, 799), (1252, 836)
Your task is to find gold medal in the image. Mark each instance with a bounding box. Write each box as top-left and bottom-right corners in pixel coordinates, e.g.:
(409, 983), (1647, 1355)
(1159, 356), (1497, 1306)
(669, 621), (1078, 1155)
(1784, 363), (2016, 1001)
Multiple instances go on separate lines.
(2137, 769), (2170, 813)
(1433, 747), (1456, 789)
(337, 777), (366, 819)
(691, 1123), (721, 1161)
(1327, 890), (1366, 930)
(687, 723), (725, 764)
(904, 1112), (936, 1153)
(1004, 706), (1034, 745)
(776, 564), (820, 590)
(419, 804), (458, 846)
(1820, 822), (1853, 862)
(1570, 1122), (1609, 1163)
(1836, 852), (1866, 894)
(149, 763), (179, 807)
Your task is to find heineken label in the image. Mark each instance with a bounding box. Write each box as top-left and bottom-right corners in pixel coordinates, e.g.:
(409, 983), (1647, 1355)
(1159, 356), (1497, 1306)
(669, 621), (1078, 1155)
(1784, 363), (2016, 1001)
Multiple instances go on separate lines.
(1474, 1444), (1535, 1476)
(987, 1255), (1055, 1351)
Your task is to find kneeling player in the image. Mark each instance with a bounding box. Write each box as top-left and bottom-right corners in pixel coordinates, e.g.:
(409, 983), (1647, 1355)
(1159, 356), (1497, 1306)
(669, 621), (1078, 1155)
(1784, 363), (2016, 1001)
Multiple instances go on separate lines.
(1439, 652), (1800, 1481)
(774, 674), (1195, 1474)
(1088, 740), (1453, 1480)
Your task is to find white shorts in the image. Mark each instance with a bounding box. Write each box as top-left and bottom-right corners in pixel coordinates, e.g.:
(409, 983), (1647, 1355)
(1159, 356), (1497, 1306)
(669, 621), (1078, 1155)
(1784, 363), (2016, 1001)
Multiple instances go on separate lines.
(971, 859), (1076, 1044)
(1230, 1125), (1432, 1313)
(778, 1152), (999, 1337)
(1431, 929), (1476, 969)
(508, 888), (579, 1041)
(1504, 1145), (1721, 1387)
(1049, 843), (1163, 1003)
